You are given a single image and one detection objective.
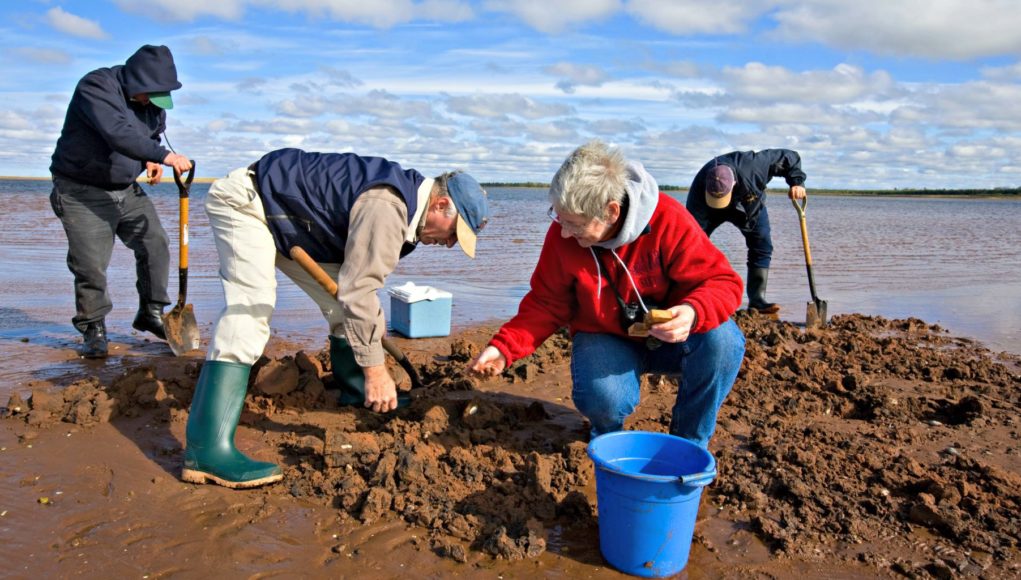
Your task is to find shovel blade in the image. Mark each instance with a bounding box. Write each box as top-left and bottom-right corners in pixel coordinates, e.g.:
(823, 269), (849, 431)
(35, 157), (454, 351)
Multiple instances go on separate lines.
(162, 303), (200, 356)
(805, 300), (828, 329)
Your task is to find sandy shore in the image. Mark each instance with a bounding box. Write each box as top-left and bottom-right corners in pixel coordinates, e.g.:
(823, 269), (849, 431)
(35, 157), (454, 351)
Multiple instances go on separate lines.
(2, 312), (1019, 578)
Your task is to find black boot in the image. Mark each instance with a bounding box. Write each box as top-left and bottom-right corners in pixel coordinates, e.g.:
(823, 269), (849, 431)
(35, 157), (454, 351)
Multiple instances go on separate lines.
(132, 301), (167, 340)
(747, 267), (780, 314)
(81, 321), (108, 359)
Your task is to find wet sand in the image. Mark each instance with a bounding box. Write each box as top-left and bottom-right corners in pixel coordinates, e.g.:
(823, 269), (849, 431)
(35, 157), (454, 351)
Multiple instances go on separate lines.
(3, 313), (1019, 578)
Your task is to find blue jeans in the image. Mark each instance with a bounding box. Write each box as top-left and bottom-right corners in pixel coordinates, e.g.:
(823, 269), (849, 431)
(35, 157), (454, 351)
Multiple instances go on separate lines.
(686, 197), (774, 269)
(570, 319), (745, 448)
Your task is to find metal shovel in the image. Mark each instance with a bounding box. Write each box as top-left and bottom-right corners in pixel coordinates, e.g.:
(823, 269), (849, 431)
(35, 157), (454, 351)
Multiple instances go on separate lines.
(162, 162), (201, 355)
(288, 246), (424, 391)
(792, 196), (828, 328)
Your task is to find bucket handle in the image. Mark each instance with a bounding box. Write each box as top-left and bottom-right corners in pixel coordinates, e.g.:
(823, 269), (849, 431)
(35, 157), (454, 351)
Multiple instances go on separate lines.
(678, 469), (717, 487)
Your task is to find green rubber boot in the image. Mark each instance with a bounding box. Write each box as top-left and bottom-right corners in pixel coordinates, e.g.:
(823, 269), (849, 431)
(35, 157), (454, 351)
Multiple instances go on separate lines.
(330, 335), (410, 408)
(182, 361), (283, 488)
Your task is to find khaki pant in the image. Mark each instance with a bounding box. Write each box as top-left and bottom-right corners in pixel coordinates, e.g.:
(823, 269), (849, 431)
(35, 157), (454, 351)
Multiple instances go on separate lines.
(204, 167), (346, 364)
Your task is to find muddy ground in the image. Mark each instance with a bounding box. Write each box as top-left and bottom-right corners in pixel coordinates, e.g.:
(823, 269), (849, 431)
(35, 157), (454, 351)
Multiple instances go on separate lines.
(2, 313), (1019, 578)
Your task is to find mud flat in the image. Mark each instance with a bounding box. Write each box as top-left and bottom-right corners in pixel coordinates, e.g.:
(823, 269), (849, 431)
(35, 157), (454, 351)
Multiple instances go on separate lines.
(2, 313), (1019, 578)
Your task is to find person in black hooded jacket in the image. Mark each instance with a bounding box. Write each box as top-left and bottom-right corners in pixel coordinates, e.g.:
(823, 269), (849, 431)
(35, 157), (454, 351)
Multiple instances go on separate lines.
(49, 44), (193, 358)
(685, 149), (807, 315)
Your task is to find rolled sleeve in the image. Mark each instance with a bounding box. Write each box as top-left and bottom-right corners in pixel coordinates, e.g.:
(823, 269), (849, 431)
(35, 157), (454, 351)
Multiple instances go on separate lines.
(337, 187), (409, 366)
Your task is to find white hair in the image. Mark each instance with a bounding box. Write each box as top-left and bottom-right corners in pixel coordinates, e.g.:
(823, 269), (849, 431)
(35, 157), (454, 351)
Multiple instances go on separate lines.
(432, 171), (460, 218)
(548, 140), (628, 220)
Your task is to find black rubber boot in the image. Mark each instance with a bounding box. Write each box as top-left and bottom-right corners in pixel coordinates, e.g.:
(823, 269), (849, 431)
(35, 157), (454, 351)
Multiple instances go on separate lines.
(132, 301), (167, 340)
(330, 335), (410, 408)
(182, 361), (283, 488)
(81, 321), (108, 359)
(747, 267), (780, 314)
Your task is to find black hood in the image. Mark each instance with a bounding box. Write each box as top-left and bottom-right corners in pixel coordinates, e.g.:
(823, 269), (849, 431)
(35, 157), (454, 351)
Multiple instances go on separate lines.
(120, 45), (182, 96)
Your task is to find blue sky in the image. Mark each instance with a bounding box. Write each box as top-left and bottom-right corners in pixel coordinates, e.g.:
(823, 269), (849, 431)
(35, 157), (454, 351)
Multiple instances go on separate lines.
(2, 0), (1020, 189)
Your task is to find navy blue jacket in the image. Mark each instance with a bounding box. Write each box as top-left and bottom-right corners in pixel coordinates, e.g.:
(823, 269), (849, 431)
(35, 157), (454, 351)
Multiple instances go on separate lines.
(687, 149), (806, 223)
(253, 148), (423, 263)
(50, 45), (180, 189)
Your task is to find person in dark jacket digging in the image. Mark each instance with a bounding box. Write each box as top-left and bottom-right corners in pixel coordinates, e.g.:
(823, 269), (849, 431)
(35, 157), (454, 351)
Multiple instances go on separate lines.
(49, 44), (193, 358)
(685, 149), (807, 314)
(181, 148), (490, 489)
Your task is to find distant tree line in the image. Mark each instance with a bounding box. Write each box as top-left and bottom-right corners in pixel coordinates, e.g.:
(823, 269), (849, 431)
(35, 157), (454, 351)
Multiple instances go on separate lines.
(481, 182), (1019, 197)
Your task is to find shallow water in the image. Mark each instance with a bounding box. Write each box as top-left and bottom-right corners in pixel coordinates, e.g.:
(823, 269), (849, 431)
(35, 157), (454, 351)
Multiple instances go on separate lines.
(1, 179), (1019, 395)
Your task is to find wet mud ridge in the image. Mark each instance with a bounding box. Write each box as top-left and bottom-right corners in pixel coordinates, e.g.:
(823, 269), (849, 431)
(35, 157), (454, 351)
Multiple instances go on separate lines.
(4, 314), (1020, 577)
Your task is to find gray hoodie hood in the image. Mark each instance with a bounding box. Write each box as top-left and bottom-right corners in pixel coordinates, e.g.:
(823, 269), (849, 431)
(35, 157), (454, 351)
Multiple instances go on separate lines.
(593, 160), (659, 250)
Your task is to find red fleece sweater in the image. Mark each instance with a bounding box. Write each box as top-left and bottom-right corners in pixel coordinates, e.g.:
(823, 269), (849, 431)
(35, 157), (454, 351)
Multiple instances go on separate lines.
(489, 194), (743, 366)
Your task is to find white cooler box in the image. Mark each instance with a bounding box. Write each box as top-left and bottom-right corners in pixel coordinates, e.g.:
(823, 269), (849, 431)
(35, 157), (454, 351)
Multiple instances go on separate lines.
(388, 282), (452, 338)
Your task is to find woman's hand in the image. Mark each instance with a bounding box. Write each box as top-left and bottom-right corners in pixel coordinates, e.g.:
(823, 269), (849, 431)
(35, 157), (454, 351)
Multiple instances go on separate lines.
(649, 303), (697, 343)
(469, 346), (507, 376)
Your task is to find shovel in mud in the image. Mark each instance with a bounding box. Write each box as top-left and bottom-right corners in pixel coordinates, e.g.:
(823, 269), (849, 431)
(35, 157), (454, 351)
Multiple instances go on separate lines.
(162, 162), (201, 355)
(288, 245), (425, 402)
(792, 196), (828, 328)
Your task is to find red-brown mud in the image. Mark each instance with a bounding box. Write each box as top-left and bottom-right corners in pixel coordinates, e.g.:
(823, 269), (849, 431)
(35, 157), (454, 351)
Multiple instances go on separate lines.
(2, 313), (1019, 578)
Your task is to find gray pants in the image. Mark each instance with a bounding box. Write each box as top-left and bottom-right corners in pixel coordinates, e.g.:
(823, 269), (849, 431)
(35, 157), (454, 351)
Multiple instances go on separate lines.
(50, 176), (170, 332)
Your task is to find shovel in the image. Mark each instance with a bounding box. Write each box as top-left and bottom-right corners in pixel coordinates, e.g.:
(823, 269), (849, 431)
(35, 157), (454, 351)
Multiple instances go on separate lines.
(287, 246), (425, 392)
(792, 196), (828, 328)
(162, 162), (201, 355)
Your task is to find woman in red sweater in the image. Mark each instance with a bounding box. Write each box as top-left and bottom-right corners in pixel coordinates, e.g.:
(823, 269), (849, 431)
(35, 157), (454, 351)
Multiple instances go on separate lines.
(470, 141), (745, 448)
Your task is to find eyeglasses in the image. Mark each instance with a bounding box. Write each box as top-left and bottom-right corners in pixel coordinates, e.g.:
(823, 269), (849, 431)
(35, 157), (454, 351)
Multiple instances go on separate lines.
(548, 205), (594, 235)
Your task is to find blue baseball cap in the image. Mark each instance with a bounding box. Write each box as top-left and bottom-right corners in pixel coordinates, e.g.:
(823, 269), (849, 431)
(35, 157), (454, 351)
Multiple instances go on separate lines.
(447, 172), (490, 258)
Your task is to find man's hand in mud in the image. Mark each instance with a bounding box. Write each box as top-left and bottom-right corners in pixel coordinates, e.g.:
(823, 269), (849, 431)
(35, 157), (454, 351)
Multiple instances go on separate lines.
(145, 162), (163, 185)
(469, 346), (507, 376)
(648, 304), (697, 343)
(363, 365), (398, 413)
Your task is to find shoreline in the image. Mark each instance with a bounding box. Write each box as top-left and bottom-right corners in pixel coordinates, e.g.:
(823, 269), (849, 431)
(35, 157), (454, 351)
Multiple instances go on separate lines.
(1, 175), (1018, 197)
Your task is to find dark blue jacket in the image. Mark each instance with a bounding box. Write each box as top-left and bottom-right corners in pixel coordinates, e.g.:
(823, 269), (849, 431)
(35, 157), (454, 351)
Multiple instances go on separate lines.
(50, 45), (180, 189)
(687, 149), (806, 223)
(253, 148), (423, 263)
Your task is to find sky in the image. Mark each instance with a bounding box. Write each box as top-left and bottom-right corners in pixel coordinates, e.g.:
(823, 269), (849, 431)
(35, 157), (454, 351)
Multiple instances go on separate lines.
(2, 0), (1021, 189)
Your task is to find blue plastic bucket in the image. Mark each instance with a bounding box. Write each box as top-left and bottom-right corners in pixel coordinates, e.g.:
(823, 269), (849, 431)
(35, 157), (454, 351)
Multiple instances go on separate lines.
(587, 431), (716, 577)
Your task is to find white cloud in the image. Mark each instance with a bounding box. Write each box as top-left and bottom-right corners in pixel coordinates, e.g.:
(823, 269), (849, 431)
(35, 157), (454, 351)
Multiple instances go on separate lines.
(484, 0), (620, 33)
(12, 47), (73, 65)
(720, 62), (896, 104)
(626, 0), (764, 35)
(543, 62), (609, 94)
(45, 7), (108, 40)
(118, 0), (473, 26)
(191, 36), (228, 56)
(414, 0), (475, 21)
(912, 80), (1021, 131)
(445, 93), (572, 120)
(981, 61), (1021, 81)
(114, 0), (245, 21)
(524, 119), (580, 142)
(771, 0), (1021, 60)
(720, 103), (869, 126)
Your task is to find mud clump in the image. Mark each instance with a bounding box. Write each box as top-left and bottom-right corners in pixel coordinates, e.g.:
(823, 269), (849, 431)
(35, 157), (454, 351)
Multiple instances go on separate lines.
(4, 313), (1020, 576)
(705, 312), (1021, 577)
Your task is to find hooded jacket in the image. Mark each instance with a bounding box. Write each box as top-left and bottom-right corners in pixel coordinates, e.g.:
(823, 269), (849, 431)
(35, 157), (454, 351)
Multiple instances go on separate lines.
(489, 162), (743, 366)
(686, 149), (806, 225)
(50, 45), (181, 189)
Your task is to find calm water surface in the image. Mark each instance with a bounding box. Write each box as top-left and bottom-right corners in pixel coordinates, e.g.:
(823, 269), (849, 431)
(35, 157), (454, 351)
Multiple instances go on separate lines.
(1, 180), (1019, 391)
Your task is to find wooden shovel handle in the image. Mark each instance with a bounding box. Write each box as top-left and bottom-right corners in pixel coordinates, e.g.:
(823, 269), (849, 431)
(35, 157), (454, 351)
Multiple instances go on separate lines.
(289, 246), (425, 389)
(289, 246), (338, 296)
